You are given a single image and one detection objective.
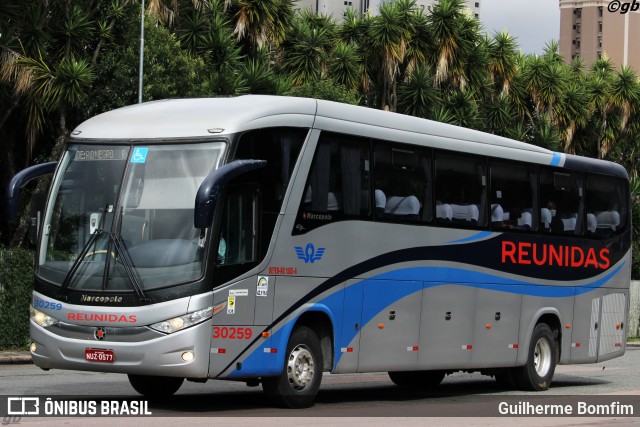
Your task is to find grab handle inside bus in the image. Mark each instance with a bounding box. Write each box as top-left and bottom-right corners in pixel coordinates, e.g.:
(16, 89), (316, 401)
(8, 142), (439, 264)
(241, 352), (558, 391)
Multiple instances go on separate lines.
(194, 159), (266, 228)
(6, 161), (57, 222)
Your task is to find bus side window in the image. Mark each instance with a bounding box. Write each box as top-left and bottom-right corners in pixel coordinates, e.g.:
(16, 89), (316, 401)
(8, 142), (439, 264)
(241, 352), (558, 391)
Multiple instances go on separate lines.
(297, 132), (370, 228)
(539, 170), (584, 236)
(586, 175), (627, 238)
(435, 151), (487, 227)
(489, 161), (537, 232)
(373, 143), (432, 223)
(233, 127), (307, 259)
(213, 185), (260, 286)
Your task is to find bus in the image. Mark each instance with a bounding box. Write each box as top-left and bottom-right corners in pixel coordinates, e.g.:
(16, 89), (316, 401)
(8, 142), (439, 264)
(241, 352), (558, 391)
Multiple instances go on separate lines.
(8, 95), (631, 408)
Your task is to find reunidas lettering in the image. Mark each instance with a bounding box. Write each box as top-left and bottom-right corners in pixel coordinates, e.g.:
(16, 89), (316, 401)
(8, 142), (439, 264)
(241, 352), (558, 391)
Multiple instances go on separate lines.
(501, 241), (610, 269)
(67, 312), (137, 323)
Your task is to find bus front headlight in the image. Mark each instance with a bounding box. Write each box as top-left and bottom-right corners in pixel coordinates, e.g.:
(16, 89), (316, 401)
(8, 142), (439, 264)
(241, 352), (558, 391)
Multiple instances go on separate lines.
(149, 306), (214, 334)
(30, 306), (60, 328)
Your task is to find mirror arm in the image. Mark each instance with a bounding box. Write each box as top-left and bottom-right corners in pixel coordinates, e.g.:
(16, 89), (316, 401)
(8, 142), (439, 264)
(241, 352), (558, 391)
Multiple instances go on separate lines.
(194, 159), (266, 228)
(6, 162), (57, 222)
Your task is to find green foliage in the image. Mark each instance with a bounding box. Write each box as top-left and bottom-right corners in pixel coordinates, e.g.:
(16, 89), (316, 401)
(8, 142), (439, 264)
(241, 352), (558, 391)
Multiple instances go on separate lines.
(288, 79), (359, 105)
(88, 12), (207, 115)
(0, 248), (34, 350)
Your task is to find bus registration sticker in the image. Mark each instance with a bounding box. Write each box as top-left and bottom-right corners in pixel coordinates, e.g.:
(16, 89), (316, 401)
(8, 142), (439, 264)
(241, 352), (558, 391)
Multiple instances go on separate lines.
(85, 348), (115, 363)
(227, 296), (235, 314)
(257, 276), (268, 297)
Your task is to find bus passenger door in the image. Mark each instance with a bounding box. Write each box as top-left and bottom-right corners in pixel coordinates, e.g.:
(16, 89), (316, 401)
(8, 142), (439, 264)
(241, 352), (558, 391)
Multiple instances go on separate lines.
(573, 290), (627, 362)
(571, 289), (601, 363)
(597, 290), (627, 360)
(357, 280), (423, 373)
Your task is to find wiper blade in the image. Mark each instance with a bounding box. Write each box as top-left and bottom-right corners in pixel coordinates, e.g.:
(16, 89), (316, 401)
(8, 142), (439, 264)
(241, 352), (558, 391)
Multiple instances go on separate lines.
(60, 228), (104, 294)
(110, 235), (147, 301)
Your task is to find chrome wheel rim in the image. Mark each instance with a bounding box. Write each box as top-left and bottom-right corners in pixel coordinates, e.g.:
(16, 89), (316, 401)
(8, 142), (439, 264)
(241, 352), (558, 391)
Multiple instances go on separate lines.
(287, 344), (315, 391)
(534, 337), (552, 377)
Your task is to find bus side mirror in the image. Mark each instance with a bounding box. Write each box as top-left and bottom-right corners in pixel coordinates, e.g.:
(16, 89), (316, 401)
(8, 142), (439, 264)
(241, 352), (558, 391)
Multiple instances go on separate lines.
(194, 159), (266, 229)
(6, 162), (57, 222)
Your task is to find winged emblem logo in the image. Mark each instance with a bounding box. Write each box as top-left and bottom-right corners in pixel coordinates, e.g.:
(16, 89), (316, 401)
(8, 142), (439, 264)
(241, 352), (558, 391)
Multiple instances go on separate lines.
(294, 243), (325, 264)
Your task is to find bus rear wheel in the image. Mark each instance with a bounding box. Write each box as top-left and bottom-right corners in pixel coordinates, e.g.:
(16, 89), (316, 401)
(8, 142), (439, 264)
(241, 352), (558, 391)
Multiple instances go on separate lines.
(516, 323), (558, 391)
(262, 326), (323, 408)
(388, 370), (445, 389)
(128, 374), (184, 398)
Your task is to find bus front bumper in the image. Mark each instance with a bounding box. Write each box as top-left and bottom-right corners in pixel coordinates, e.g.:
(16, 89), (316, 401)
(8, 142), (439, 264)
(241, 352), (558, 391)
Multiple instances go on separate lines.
(29, 319), (212, 378)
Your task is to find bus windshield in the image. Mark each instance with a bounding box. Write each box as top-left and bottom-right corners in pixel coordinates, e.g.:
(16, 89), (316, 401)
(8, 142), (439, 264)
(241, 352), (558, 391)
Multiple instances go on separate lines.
(37, 141), (225, 292)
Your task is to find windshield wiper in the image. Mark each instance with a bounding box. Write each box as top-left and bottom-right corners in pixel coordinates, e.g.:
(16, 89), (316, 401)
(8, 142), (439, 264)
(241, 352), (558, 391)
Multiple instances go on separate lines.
(60, 228), (104, 295)
(110, 235), (146, 301)
(60, 204), (147, 301)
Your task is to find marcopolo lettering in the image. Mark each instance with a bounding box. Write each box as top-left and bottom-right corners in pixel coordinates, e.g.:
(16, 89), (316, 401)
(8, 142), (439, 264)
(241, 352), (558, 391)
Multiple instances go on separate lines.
(67, 312), (137, 323)
(501, 241), (610, 269)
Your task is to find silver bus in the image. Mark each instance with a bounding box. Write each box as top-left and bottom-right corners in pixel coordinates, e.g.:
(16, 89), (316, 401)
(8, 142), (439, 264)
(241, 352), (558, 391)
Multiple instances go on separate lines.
(9, 96), (631, 408)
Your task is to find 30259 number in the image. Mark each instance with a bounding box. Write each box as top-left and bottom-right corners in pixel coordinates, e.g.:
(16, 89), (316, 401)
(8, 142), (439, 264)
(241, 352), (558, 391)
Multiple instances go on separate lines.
(212, 327), (252, 340)
(33, 298), (62, 311)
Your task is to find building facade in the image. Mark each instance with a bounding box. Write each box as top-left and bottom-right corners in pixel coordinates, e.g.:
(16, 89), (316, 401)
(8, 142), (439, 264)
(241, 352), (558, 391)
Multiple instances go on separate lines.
(295, 0), (481, 20)
(559, 0), (640, 69)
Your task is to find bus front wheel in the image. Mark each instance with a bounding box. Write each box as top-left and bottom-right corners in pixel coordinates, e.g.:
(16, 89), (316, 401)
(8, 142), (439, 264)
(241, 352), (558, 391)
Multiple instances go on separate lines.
(262, 326), (323, 408)
(128, 374), (184, 397)
(516, 323), (558, 391)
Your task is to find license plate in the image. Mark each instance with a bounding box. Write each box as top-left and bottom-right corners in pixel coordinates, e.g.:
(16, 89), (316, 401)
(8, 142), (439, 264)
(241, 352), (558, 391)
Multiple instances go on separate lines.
(85, 348), (115, 363)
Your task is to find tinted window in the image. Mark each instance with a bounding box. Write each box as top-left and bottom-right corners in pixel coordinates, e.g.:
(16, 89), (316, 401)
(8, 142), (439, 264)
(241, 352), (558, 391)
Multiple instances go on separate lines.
(586, 175), (627, 237)
(540, 170), (584, 235)
(490, 161), (537, 232)
(435, 152), (487, 227)
(373, 143), (432, 223)
(295, 132), (370, 233)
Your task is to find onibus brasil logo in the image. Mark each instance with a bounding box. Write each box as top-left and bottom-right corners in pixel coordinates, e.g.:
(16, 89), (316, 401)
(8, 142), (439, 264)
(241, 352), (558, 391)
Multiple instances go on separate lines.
(295, 243), (325, 264)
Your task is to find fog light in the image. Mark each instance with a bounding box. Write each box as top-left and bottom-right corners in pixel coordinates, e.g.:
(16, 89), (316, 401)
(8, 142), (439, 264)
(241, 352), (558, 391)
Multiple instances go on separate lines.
(30, 342), (37, 353)
(181, 351), (194, 362)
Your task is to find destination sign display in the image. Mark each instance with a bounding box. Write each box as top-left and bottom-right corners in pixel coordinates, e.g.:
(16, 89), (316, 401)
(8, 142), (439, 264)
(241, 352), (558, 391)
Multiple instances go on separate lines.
(73, 148), (128, 161)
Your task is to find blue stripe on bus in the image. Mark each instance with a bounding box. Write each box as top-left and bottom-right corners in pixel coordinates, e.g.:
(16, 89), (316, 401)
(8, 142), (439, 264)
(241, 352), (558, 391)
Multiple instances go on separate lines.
(550, 152), (562, 166)
(447, 231), (494, 244)
(227, 262), (625, 377)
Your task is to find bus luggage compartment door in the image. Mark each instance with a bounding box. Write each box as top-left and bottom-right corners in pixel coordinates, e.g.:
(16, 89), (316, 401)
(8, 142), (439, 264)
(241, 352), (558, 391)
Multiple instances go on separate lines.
(357, 280), (422, 373)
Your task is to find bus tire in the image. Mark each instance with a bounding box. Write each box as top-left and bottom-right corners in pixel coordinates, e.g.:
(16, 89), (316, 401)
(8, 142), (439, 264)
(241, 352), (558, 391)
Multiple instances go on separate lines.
(262, 326), (323, 408)
(516, 323), (558, 391)
(127, 374), (184, 397)
(388, 370), (445, 389)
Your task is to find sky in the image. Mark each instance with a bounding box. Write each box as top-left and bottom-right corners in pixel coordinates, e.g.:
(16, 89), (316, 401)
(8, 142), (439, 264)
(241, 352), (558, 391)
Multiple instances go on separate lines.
(480, 0), (560, 55)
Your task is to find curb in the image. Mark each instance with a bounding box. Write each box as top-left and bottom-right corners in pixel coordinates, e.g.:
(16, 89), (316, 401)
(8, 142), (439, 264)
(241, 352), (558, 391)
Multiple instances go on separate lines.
(0, 352), (33, 365)
(2, 342), (640, 365)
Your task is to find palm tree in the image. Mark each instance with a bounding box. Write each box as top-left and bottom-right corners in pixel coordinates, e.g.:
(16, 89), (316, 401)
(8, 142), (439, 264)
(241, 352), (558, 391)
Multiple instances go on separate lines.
(427, 0), (473, 88)
(403, 7), (433, 77)
(555, 81), (589, 154)
(231, 0), (293, 57)
(487, 31), (518, 99)
(397, 65), (440, 119)
(279, 16), (333, 85)
(368, 0), (409, 111)
(329, 42), (362, 91)
(587, 69), (614, 159)
(609, 66), (640, 131)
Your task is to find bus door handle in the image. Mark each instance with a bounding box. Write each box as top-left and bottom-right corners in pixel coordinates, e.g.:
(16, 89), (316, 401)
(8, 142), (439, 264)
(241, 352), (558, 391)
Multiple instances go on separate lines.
(594, 322), (598, 330)
(389, 310), (396, 321)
